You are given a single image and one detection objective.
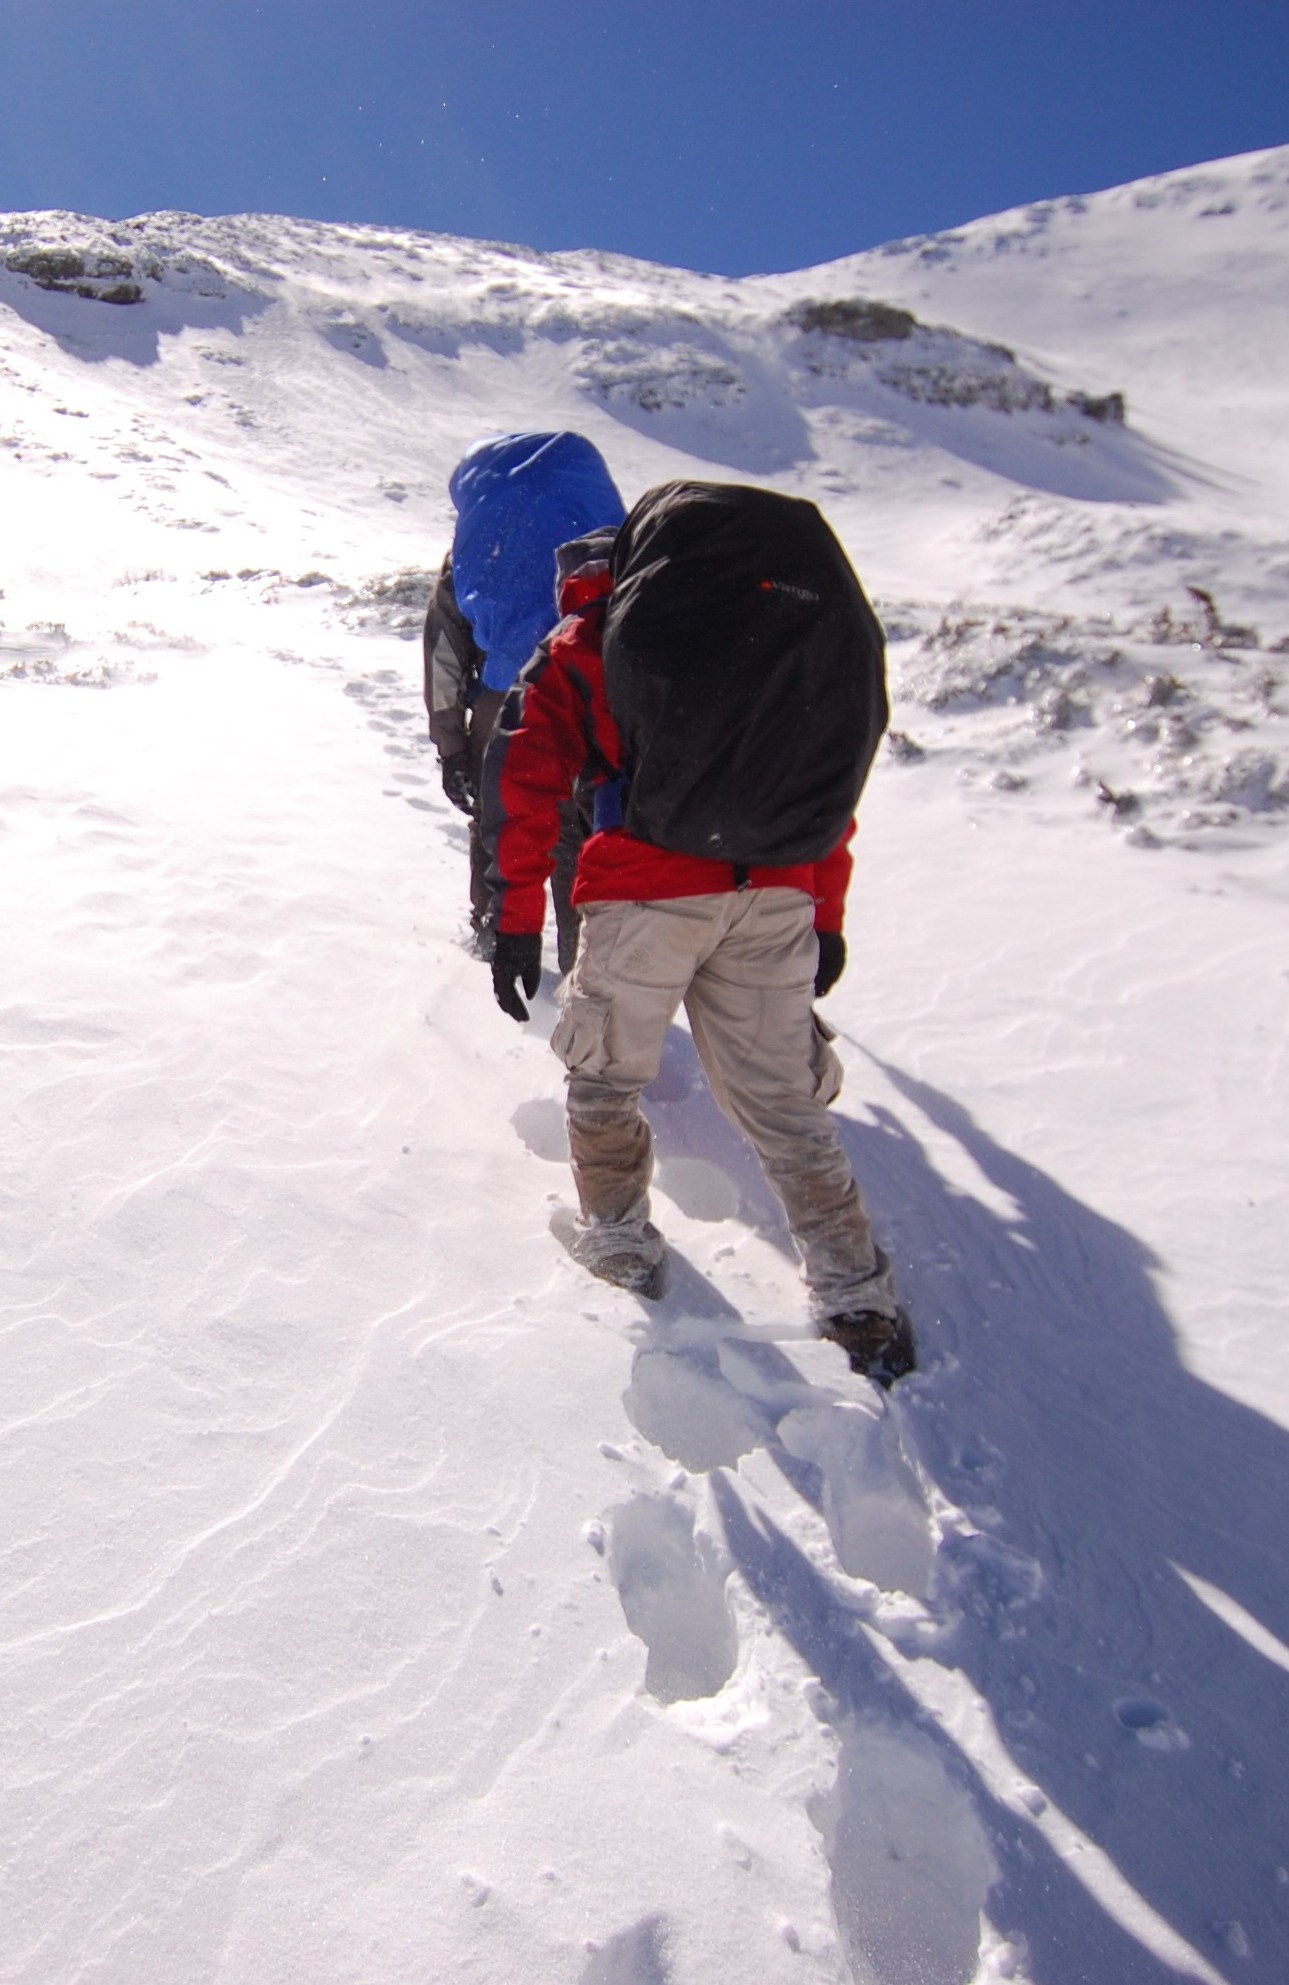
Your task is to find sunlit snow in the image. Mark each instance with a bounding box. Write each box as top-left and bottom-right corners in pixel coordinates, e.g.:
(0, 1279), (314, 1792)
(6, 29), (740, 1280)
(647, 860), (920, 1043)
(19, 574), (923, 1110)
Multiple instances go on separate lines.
(2, 146), (1287, 1985)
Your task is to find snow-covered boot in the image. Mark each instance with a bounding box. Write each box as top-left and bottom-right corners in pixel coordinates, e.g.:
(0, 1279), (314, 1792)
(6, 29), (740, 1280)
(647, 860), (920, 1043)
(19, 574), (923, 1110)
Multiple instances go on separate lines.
(568, 1213), (668, 1301)
(821, 1308), (917, 1388)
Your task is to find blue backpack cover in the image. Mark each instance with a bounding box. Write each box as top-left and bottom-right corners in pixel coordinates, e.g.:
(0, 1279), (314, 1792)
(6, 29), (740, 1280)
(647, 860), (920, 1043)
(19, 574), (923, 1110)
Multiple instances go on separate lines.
(449, 432), (626, 692)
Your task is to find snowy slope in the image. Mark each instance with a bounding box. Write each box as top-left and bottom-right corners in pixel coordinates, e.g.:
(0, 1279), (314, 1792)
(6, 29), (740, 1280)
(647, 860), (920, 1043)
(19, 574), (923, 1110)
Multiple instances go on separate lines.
(2, 149), (1288, 1985)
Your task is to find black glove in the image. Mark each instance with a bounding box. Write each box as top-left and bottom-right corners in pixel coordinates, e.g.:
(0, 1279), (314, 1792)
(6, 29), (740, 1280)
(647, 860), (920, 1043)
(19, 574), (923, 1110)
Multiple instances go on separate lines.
(491, 932), (543, 1023)
(440, 751), (477, 816)
(814, 930), (846, 998)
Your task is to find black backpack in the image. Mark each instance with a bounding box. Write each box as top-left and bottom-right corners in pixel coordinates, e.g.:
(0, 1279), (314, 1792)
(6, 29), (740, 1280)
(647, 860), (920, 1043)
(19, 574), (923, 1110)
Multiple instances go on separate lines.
(601, 481), (888, 867)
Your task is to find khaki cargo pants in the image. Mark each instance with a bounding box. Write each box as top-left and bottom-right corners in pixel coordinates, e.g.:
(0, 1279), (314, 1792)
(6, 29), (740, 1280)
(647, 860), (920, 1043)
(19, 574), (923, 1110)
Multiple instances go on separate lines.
(551, 889), (896, 1322)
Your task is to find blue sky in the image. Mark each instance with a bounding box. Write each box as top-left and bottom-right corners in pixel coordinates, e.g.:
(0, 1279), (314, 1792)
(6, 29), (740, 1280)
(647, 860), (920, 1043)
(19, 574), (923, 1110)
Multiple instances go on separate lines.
(1, 0), (1285, 275)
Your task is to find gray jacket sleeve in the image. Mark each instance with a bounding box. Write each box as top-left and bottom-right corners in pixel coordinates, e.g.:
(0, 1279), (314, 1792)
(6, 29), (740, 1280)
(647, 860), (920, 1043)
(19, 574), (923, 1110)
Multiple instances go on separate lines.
(423, 556), (483, 760)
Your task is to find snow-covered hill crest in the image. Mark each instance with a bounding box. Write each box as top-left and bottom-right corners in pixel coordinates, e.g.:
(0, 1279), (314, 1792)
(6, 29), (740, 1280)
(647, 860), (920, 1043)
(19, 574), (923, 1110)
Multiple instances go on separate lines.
(4, 146), (1288, 851)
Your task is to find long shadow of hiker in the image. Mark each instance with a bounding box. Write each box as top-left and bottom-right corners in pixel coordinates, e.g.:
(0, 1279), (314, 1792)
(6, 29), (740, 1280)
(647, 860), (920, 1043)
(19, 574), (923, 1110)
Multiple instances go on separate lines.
(602, 1016), (1288, 1973)
(802, 1059), (1289, 1982)
(711, 1479), (1215, 1985)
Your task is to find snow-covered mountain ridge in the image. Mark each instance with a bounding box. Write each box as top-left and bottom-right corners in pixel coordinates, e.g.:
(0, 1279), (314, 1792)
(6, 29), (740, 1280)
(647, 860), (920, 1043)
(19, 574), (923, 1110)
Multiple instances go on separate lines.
(4, 144), (1288, 851)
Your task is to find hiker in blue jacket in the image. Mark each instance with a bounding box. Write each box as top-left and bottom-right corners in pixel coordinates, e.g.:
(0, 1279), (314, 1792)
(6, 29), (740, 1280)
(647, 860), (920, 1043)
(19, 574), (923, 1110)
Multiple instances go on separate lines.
(424, 430), (626, 969)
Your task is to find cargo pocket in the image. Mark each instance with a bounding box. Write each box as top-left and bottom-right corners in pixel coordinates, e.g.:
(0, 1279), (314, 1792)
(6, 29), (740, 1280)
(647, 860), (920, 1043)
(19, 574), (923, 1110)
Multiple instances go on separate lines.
(809, 1010), (844, 1105)
(550, 993), (612, 1077)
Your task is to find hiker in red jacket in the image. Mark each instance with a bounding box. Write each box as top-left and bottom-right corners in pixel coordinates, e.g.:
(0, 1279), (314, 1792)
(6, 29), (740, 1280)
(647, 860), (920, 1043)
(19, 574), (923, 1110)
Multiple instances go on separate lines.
(479, 492), (915, 1386)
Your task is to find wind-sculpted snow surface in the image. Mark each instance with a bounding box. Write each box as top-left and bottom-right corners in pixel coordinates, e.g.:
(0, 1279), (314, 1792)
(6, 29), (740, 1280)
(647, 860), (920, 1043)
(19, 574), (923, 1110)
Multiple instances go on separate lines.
(2, 149), (1288, 1983)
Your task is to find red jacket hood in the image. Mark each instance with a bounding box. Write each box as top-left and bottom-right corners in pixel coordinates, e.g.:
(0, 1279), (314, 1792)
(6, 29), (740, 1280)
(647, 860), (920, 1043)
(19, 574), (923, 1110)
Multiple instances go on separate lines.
(554, 529), (617, 617)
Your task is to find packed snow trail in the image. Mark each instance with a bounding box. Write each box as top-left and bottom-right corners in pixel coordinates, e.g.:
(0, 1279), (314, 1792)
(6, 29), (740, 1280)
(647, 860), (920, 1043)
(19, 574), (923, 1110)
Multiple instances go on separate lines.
(0, 635), (980, 1985)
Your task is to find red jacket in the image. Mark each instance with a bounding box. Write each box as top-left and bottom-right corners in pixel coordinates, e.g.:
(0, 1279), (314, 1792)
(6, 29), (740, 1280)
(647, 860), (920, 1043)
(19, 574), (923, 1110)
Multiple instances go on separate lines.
(480, 556), (855, 938)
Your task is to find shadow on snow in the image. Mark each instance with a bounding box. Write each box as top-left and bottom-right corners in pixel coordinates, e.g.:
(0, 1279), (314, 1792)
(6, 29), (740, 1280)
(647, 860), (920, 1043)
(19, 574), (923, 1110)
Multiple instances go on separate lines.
(816, 1061), (1286, 1982)
(630, 1035), (1288, 1980)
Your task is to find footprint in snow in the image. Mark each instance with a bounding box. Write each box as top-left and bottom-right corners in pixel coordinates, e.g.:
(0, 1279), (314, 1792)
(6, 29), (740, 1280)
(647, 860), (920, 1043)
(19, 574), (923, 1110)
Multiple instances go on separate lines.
(1114, 1696), (1191, 1751)
(621, 1332), (938, 1597)
(609, 1494), (737, 1704)
(624, 1343), (775, 1471)
(777, 1393), (938, 1598)
(341, 666), (432, 758)
(938, 1527), (1044, 1619)
(341, 671), (437, 794)
(827, 1719), (999, 1985)
(580, 1913), (675, 1985)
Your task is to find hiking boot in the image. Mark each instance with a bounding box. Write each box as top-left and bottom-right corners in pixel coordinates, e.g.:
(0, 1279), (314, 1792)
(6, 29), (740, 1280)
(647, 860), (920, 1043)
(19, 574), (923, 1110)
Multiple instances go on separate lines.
(591, 1251), (668, 1301)
(821, 1308), (917, 1389)
(566, 1215), (668, 1301)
